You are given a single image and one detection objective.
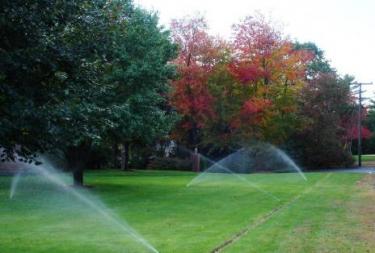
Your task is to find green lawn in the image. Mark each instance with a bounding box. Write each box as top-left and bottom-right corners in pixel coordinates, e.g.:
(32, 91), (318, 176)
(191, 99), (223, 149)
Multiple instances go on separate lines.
(353, 154), (375, 166)
(0, 170), (374, 253)
(353, 154), (375, 162)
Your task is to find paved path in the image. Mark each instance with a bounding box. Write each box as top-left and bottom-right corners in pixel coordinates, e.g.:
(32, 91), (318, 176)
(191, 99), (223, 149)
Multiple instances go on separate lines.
(325, 167), (375, 174)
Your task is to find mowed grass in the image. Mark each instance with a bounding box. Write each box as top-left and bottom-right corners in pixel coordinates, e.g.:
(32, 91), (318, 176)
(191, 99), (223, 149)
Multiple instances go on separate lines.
(353, 154), (375, 166)
(0, 170), (374, 253)
(362, 154), (375, 161)
(353, 154), (375, 161)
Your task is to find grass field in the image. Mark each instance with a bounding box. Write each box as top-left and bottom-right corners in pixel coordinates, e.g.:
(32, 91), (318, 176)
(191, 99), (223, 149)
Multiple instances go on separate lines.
(0, 170), (374, 253)
(353, 154), (375, 161)
(353, 154), (375, 166)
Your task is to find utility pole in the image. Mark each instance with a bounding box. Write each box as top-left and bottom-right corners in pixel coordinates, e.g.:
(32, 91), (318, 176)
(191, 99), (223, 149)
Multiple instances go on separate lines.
(352, 82), (373, 167)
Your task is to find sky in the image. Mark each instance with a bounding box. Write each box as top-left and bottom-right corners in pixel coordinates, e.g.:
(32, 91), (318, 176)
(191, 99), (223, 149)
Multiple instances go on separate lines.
(135, 0), (375, 101)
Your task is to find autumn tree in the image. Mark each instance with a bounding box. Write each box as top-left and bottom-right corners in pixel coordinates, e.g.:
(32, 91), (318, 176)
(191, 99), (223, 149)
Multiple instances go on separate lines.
(169, 13), (358, 168)
(362, 102), (375, 153)
(210, 15), (312, 146)
(170, 16), (228, 148)
(169, 14), (314, 158)
(347, 104), (373, 155)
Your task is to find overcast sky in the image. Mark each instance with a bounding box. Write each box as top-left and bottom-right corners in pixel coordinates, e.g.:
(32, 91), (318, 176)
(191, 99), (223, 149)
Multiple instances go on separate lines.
(135, 0), (375, 99)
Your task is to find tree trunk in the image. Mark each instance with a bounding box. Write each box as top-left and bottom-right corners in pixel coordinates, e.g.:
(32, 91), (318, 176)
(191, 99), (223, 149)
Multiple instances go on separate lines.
(112, 143), (119, 169)
(73, 167), (84, 187)
(188, 121), (201, 172)
(66, 141), (91, 187)
(121, 142), (130, 171)
(188, 122), (199, 148)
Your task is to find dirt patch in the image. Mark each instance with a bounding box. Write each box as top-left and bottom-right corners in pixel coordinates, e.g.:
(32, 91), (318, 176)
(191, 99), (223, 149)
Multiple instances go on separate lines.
(357, 174), (375, 189)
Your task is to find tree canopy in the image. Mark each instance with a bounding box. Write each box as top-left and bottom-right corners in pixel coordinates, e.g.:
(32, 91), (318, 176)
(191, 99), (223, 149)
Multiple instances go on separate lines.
(1, 6), (369, 172)
(0, 0), (177, 182)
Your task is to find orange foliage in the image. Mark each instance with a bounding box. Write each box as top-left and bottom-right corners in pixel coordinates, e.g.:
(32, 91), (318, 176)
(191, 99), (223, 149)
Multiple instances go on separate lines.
(170, 14), (314, 146)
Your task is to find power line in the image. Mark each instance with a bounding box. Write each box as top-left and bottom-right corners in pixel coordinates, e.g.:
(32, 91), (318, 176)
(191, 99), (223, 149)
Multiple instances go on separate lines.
(351, 82), (373, 167)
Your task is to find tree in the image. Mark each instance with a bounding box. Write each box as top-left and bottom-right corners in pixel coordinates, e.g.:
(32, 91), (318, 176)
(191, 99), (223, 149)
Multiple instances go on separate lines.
(100, 3), (178, 171)
(169, 14), (313, 158)
(169, 16), (227, 148)
(0, 0), (111, 168)
(360, 101), (375, 154)
(293, 41), (334, 78)
(290, 73), (356, 168)
(209, 15), (312, 146)
(0, 0), (177, 184)
(365, 101), (375, 131)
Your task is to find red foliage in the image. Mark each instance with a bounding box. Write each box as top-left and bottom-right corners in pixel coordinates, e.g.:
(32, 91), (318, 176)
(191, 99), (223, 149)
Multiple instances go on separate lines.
(171, 64), (215, 127)
(228, 62), (267, 84)
(230, 16), (313, 86)
(170, 14), (314, 145)
(230, 98), (272, 130)
(346, 126), (372, 140)
(170, 16), (228, 144)
(232, 15), (281, 59)
(241, 98), (272, 115)
(170, 16), (227, 70)
(342, 107), (371, 141)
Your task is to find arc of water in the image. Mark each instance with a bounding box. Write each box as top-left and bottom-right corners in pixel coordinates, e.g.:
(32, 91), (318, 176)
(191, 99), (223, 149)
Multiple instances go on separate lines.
(187, 152), (280, 201)
(9, 170), (24, 199)
(271, 147), (307, 181)
(9, 161), (159, 253)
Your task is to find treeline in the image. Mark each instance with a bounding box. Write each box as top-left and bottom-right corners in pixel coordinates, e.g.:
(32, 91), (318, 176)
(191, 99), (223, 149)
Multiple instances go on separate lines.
(1, 1), (373, 183)
(168, 16), (361, 169)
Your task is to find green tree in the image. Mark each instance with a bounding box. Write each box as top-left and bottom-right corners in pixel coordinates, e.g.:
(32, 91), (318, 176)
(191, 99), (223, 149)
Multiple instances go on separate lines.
(103, 3), (177, 170)
(289, 73), (355, 168)
(0, 0), (110, 165)
(293, 41), (334, 78)
(0, 0), (177, 184)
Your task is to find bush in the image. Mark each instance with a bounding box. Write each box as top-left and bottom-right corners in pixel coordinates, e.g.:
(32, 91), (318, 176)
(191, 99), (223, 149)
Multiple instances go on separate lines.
(147, 157), (192, 171)
(287, 132), (354, 169)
